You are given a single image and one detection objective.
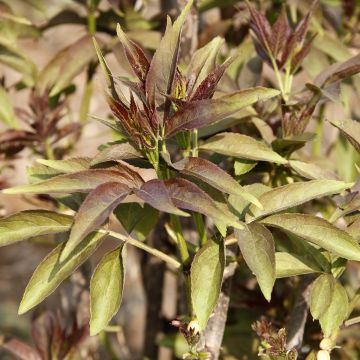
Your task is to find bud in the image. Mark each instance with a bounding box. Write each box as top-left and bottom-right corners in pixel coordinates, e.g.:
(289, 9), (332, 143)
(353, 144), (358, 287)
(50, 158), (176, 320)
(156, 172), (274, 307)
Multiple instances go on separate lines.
(317, 350), (330, 360)
(320, 338), (333, 351)
(187, 319), (200, 335)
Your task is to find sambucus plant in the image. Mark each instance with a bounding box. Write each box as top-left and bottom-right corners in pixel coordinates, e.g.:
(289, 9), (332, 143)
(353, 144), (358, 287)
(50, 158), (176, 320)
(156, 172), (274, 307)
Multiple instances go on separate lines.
(1, 1), (360, 359)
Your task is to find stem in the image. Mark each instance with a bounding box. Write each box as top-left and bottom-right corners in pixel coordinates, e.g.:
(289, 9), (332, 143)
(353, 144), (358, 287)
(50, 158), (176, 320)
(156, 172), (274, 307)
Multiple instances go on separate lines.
(100, 229), (181, 269)
(87, 4), (96, 35)
(193, 213), (207, 246)
(312, 103), (325, 157)
(79, 74), (93, 123)
(344, 316), (360, 327)
(271, 57), (285, 99)
(192, 129), (198, 157)
(44, 138), (55, 160)
(170, 215), (190, 266)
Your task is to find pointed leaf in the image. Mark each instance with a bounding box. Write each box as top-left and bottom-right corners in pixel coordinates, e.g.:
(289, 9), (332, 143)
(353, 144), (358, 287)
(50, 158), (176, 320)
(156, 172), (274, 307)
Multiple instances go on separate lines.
(191, 240), (225, 330)
(90, 245), (125, 335)
(166, 88), (280, 137)
(0, 210), (73, 247)
(289, 160), (338, 180)
(173, 157), (262, 208)
(37, 157), (91, 173)
(0, 337), (41, 360)
(62, 183), (130, 261)
(134, 179), (189, 216)
(328, 118), (360, 153)
(249, 180), (351, 220)
(261, 213), (360, 261)
(310, 274), (336, 320)
(19, 231), (106, 315)
(3, 167), (143, 194)
(200, 132), (287, 164)
(235, 223), (275, 301)
(0, 85), (19, 128)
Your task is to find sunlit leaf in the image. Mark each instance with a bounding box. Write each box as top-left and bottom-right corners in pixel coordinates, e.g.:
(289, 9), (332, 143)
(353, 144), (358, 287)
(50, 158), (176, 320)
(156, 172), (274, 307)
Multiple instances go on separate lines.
(328, 118), (360, 154)
(37, 157), (91, 173)
(289, 160), (338, 180)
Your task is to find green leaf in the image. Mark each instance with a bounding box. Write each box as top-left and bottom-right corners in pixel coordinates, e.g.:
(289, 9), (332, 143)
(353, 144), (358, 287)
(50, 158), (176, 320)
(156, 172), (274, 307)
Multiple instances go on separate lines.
(3, 167), (143, 194)
(235, 223), (275, 301)
(289, 160), (338, 180)
(146, 0), (193, 110)
(261, 213), (360, 261)
(234, 159), (257, 176)
(319, 283), (349, 338)
(166, 88), (280, 137)
(18, 231), (106, 315)
(347, 218), (360, 243)
(90, 245), (125, 335)
(310, 274), (336, 320)
(328, 118), (360, 154)
(37, 157), (91, 173)
(91, 142), (143, 166)
(191, 240), (225, 330)
(200, 132), (287, 164)
(0, 210), (73, 247)
(249, 180), (351, 220)
(36, 35), (96, 96)
(330, 193), (360, 223)
(62, 182), (130, 261)
(0, 85), (18, 128)
(275, 252), (321, 278)
(173, 157), (262, 208)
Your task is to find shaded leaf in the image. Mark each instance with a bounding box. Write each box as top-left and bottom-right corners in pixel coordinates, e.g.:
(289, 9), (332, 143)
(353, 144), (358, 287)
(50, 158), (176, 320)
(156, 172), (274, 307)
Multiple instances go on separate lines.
(310, 274), (336, 320)
(0, 337), (40, 360)
(191, 240), (225, 330)
(90, 245), (125, 335)
(166, 88), (280, 137)
(235, 223), (275, 301)
(37, 157), (91, 173)
(261, 213), (360, 261)
(249, 180), (351, 220)
(0, 210), (73, 247)
(200, 132), (287, 164)
(19, 231), (106, 314)
(62, 182), (131, 261)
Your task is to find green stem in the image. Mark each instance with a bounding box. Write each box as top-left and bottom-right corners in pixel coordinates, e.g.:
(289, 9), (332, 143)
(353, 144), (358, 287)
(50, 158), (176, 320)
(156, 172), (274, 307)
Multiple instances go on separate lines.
(88, 8), (96, 35)
(271, 57), (285, 99)
(193, 212), (207, 246)
(192, 129), (198, 157)
(44, 138), (55, 160)
(170, 214), (190, 266)
(79, 74), (93, 123)
(101, 229), (181, 269)
(312, 103), (325, 157)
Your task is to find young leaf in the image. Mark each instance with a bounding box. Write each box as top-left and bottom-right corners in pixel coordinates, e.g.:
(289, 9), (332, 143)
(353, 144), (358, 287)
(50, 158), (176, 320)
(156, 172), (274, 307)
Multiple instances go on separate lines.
(235, 223), (275, 301)
(310, 274), (336, 320)
(62, 182), (131, 261)
(173, 157), (262, 208)
(328, 118), (360, 153)
(3, 167), (143, 194)
(0, 210), (73, 247)
(319, 283), (349, 338)
(249, 180), (351, 220)
(134, 179), (189, 216)
(0, 85), (19, 128)
(234, 159), (258, 176)
(165, 88), (280, 137)
(200, 132), (287, 164)
(289, 160), (338, 180)
(37, 157), (91, 173)
(19, 231), (106, 315)
(261, 213), (360, 261)
(191, 240), (225, 330)
(275, 252), (321, 278)
(90, 245), (125, 335)
(146, 0), (193, 110)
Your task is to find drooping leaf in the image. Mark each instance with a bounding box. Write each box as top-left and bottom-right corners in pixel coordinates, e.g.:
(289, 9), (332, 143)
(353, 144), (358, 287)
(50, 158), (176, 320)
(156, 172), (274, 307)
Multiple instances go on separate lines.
(173, 157), (262, 208)
(145, 0), (193, 111)
(191, 240), (225, 330)
(164, 178), (241, 230)
(134, 179), (189, 216)
(62, 182), (131, 261)
(275, 252), (321, 278)
(328, 118), (360, 154)
(200, 132), (287, 164)
(18, 231), (106, 315)
(0, 85), (19, 128)
(319, 283), (349, 338)
(289, 160), (338, 180)
(36, 157), (91, 173)
(165, 88), (280, 137)
(90, 245), (125, 335)
(235, 223), (275, 301)
(261, 213), (360, 261)
(3, 167), (143, 194)
(0, 210), (73, 247)
(36, 35), (96, 96)
(310, 274), (336, 322)
(91, 142), (143, 165)
(249, 180), (351, 220)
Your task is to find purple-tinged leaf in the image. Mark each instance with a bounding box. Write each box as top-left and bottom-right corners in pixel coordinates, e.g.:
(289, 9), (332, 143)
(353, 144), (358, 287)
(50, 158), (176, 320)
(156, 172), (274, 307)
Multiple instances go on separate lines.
(270, 8), (290, 59)
(134, 179), (189, 216)
(62, 182), (131, 261)
(290, 34), (316, 73)
(0, 337), (41, 360)
(3, 166), (143, 194)
(145, 0), (193, 114)
(117, 24), (150, 83)
(165, 87), (280, 137)
(164, 178), (242, 230)
(173, 157), (262, 208)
